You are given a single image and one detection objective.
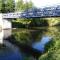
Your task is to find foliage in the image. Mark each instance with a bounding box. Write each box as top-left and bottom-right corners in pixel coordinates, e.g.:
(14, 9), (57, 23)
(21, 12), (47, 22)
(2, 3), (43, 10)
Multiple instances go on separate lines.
(12, 17), (60, 28)
(12, 18), (32, 28)
(15, 0), (33, 12)
(12, 29), (32, 45)
(2, 0), (15, 13)
(12, 27), (47, 45)
(12, 27), (60, 60)
(30, 18), (48, 26)
(0, 0), (2, 12)
(12, 18), (49, 28)
(45, 18), (60, 26)
(39, 27), (60, 60)
(14, 18), (32, 25)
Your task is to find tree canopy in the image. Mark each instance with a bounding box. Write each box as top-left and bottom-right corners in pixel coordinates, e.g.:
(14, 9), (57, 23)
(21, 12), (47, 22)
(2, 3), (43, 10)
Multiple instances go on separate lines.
(0, 0), (2, 12)
(15, 0), (33, 12)
(1, 0), (15, 13)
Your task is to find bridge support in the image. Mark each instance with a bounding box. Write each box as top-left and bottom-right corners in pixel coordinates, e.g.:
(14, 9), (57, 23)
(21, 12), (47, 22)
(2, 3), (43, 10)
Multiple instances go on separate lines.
(3, 19), (12, 29)
(0, 14), (3, 44)
(0, 14), (12, 44)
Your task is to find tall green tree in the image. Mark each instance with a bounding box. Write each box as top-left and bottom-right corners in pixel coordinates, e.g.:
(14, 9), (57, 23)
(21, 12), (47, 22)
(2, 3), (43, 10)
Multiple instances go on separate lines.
(16, 0), (33, 11)
(15, 0), (24, 11)
(0, 0), (2, 12)
(2, 0), (15, 13)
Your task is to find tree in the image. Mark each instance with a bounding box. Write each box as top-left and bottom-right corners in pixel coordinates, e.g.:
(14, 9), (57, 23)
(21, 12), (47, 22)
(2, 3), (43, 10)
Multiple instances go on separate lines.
(0, 0), (2, 12)
(15, 0), (33, 12)
(2, 0), (15, 13)
(15, 0), (23, 11)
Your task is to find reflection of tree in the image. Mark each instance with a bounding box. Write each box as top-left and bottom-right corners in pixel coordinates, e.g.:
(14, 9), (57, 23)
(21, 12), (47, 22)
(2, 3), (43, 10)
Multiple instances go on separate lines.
(44, 27), (59, 37)
(12, 28), (48, 45)
(12, 30), (32, 45)
(30, 29), (47, 42)
(39, 27), (60, 60)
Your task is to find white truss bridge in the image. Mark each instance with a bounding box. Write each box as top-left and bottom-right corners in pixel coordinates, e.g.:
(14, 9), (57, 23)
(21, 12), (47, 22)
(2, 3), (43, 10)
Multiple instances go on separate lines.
(0, 5), (60, 44)
(2, 6), (60, 19)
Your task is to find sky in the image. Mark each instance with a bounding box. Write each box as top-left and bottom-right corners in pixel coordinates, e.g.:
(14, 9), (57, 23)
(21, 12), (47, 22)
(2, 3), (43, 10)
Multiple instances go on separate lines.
(15, 0), (60, 8)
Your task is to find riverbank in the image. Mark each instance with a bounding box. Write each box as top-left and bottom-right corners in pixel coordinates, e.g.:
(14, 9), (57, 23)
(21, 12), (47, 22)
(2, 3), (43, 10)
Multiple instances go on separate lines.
(12, 17), (60, 28)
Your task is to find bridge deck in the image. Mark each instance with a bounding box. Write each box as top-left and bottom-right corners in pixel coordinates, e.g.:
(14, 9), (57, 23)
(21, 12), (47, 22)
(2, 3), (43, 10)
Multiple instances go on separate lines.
(2, 5), (60, 19)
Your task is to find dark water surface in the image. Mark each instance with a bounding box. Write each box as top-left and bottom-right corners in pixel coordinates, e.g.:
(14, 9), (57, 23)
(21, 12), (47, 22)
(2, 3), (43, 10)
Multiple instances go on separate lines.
(0, 27), (60, 60)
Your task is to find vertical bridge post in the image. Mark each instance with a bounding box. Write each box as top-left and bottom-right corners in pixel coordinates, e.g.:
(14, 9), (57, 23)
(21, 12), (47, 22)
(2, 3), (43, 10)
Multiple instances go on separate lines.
(0, 14), (3, 44)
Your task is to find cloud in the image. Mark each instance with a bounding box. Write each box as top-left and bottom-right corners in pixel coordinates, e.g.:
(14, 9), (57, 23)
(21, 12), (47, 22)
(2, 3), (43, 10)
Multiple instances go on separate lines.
(32, 0), (60, 8)
(15, 0), (60, 8)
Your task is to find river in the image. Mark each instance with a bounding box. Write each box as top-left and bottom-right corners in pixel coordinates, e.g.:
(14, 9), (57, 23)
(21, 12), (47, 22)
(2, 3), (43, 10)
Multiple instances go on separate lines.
(0, 26), (60, 60)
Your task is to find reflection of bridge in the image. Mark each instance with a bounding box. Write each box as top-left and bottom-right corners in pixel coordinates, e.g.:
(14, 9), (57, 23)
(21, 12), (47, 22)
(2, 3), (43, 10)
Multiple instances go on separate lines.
(2, 5), (60, 18)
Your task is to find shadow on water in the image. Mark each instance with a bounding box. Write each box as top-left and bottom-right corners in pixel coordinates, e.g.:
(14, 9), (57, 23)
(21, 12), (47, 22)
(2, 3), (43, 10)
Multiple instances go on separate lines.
(1, 26), (60, 60)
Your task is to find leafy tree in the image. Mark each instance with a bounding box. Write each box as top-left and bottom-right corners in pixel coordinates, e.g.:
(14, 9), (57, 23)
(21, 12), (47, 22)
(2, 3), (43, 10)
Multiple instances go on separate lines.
(15, 0), (24, 11)
(15, 0), (33, 12)
(2, 0), (15, 13)
(0, 0), (3, 12)
(23, 0), (33, 11)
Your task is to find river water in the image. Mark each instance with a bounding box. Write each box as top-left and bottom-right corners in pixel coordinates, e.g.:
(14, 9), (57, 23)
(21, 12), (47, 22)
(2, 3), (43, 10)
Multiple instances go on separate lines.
(0, 26), (60, 60)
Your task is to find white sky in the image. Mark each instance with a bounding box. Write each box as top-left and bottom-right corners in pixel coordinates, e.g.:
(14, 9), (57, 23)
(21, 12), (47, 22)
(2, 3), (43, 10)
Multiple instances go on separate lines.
(15, 0), (60, 8)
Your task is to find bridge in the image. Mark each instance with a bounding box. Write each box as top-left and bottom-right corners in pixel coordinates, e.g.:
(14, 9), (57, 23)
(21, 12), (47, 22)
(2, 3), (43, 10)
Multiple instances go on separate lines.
(2, 5), (60, 18)
(0, 5), (60, 44)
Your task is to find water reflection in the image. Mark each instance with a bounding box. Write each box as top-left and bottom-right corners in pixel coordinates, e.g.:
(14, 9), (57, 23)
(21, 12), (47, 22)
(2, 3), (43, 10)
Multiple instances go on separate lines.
(0, 27), (59, 60)
(4, 29), (12, 39)
(1, 29), (36, 60)
(0, 29), (3, 43)
(32, 36), (52, 52)
(11, 27), (59, 53)
(0, 29), (23, 60)
(12, 28), (52, 52)
(2, 40), (23, 60)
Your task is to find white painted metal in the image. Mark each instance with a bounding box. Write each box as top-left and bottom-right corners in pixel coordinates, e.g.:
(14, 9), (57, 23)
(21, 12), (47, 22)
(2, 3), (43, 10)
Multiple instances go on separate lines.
(3, 19), (12, 29)
(0, 14), (3, 44)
